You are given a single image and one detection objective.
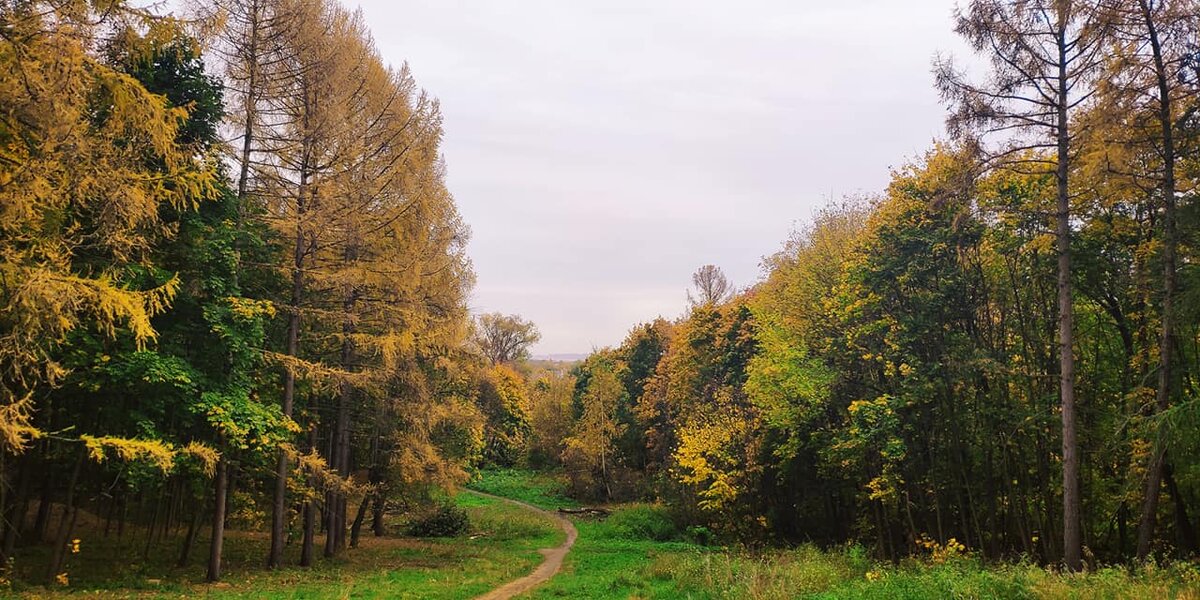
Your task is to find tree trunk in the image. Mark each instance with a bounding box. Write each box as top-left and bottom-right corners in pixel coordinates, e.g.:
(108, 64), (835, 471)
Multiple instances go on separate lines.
(117, 492), (127, 540)
(300, 495), (317, 567)
(350, 495), (370, 548)
(1055, 17), (1081, 572)
(32, 469), (53, 543)
(269, 166), (307, 568)
(1135, 0), (1179, 562)
(323, 445), (337, 558)
(234, 0), (260, 208)
(103, 491), (116, 538)
(326, 248), (356, 558)
(1, 454), (32, 562)
(300, 421), (319, 567)
(372, 494), (386, 537)
(162, 479), (175, 543)
(142, 486), (163, 560)
(46, 448), (84, 584)
(1163, 461), (1196, 555)
(207, 458), (228, 582)
(178, 499), (202, 568)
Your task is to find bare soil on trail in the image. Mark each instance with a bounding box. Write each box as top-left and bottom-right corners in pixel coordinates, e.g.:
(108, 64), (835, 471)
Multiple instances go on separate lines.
(468, 490), (578, 600)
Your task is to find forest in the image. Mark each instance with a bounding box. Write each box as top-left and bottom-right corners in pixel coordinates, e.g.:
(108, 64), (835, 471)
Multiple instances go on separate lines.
(540, 0), (1200, 571)
(0, 0), (1198, 598)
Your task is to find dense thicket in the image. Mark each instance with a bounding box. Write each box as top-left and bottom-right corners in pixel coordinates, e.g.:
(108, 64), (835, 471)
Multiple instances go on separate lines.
(0, 0), (483, 585)
(545, 0), (1200, 567)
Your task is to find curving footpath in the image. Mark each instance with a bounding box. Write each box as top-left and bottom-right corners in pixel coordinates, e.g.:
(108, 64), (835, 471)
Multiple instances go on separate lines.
(469, 490), (578, 600)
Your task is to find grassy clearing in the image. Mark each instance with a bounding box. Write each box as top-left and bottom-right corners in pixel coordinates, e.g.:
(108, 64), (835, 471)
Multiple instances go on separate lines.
(13, 469), (1200, 599)
(475, 469), (1200, 600)
(466, 468), (578, 510)
(525, 507), (698, 599)
(9, 491), (562, 599)
(468, 470), (703, 599)
(654, 547), (1200, 600)
(532, 515), (1200, 599)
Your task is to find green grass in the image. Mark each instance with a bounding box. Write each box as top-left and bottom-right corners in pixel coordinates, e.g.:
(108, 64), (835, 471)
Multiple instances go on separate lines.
(467, 468), (579, 510)
(525, 510), (700, 599)
(476, 470), (1200, 600)
(530, 526), (1200, 600)
(652, 548), (1200, 599)
(9, 491), (563, 599)
(13, 469), (1200, 599)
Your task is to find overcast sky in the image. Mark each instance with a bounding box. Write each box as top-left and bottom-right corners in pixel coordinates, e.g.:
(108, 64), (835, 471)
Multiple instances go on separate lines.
(350, 0), (971, 356)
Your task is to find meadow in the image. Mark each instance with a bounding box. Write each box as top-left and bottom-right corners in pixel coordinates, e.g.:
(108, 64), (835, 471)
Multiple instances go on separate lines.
(7, 470), (1200, 599)
(479, 470), (1200, 600)
(7, 489), (559, 599)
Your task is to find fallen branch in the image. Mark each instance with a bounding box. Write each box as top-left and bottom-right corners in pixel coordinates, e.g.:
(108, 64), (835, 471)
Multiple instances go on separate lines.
(557, 507), (611, 517)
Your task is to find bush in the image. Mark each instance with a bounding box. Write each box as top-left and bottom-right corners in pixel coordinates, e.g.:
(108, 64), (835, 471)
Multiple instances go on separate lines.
(404, 503), (470, 537)
(686, 525), (714, 546)
(601, 504), (683, 541)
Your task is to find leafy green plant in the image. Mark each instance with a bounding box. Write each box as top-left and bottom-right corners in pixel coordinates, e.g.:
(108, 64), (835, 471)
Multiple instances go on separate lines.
(404, 503), (470, 538)
(600, 504), (682, 542)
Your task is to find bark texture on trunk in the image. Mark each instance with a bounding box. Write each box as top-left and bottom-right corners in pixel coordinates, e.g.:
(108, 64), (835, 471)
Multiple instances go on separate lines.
(1055, 16), (1081, 572)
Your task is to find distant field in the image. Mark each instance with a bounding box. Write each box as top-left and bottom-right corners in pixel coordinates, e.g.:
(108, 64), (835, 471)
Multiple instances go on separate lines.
(530, 354), (588, 363)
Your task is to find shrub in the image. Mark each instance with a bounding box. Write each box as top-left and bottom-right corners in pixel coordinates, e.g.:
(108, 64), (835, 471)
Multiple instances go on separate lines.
(404, 503), (470, 537)
(686, 525), (714, 546)
(602, 504), (682, 541)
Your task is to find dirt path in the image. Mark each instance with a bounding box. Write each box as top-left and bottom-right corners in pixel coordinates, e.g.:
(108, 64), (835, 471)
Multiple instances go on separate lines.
(469, 490), (578, 600)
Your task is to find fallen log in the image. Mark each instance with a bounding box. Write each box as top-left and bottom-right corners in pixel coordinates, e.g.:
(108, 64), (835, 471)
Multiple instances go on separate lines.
(557, 507), (611, 517)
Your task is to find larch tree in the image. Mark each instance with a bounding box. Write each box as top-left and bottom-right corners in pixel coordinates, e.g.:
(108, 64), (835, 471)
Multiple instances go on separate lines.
(205, 0), (475, 565)
(0, 2), (213, 454)
(244, 0), (368, 567)
(1092, 0), (1200, 560)
(315, 30), (470, 559)
(936, 0), (1106, 571)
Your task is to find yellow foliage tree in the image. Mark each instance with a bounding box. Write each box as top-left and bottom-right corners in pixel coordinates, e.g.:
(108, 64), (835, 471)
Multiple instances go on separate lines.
(0, 3), (215, 454)
(563, 361), (626, 500)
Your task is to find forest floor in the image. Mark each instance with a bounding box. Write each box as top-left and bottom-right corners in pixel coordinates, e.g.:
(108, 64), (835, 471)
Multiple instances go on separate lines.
(8, 469), (1200, 599)
(7, 485), (562, 599)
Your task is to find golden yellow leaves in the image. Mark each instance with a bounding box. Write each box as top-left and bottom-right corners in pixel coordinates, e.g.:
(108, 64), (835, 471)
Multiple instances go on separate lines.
(227, 296), (276, 320)
(866, 475), (904, 502)
(672, 410), (750, 512)
(80, 435), (220, 476)
(181, 441), (221, 476)
(0, 272), (181, 454)
(916, 534), (967, 564)
(284, 445), (369, 500)
(1, 8), (217, 454)
(0, 396), (42, 455)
